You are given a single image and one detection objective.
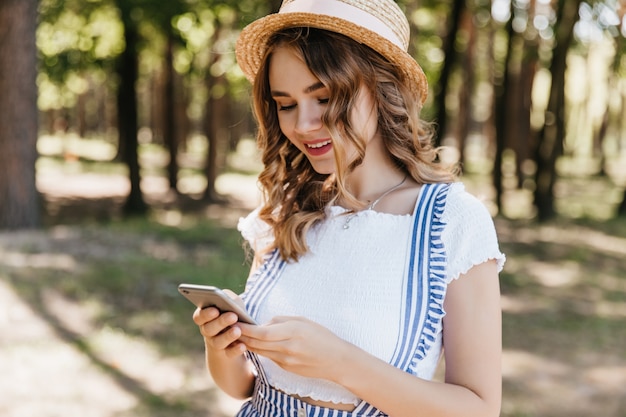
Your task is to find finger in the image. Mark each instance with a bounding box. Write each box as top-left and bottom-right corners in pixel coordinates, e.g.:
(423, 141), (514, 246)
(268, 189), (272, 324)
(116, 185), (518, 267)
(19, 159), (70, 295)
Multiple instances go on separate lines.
(238, 321), (295, 342)
(192, 306), (220, 325)
(200, 311), (239, 338)
(268, 316), (299, 324)
(206, 323), (243, 351)
(224, 341), (248, 358)
(238, 331), (294, 354)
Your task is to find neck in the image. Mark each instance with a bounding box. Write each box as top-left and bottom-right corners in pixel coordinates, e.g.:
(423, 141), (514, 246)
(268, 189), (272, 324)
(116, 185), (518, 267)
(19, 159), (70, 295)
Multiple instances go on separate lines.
(346, 165), (407, 206)
(341, 133), (407, 207)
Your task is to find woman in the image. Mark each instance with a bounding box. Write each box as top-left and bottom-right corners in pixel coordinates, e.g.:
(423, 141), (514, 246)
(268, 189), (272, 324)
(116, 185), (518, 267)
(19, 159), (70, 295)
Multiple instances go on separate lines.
(193, 1), (505, 416)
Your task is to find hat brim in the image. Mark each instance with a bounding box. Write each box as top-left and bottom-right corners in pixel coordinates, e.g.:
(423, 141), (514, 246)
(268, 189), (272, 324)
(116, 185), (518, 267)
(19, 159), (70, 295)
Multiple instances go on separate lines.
(235, 12), (428, 104)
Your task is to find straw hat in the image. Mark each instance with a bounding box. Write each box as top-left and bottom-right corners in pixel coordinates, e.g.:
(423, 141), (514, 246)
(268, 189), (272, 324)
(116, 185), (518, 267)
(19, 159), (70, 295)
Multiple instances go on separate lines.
(235, 0), (428, 103)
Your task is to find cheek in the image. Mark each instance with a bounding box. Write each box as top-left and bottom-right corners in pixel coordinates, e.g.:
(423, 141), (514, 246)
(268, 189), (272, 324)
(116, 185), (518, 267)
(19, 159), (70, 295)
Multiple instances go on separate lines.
(277, 114), (294, 139)
(353, 105), (378, 140)
(276, 116), (300, 148)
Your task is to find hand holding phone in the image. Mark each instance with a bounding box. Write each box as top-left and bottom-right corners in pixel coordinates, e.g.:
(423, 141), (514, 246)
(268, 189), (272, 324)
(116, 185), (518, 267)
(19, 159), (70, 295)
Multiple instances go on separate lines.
(178, 283), (257, 325)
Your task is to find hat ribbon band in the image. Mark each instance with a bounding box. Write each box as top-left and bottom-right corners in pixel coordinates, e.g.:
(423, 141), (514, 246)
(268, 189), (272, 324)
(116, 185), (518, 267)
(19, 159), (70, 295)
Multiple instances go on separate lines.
(280, 0), (405, 51)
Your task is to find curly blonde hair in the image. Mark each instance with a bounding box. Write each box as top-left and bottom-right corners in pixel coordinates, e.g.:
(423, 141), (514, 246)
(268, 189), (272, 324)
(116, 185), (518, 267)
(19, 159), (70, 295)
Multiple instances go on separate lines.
(250, 28), (457, 262)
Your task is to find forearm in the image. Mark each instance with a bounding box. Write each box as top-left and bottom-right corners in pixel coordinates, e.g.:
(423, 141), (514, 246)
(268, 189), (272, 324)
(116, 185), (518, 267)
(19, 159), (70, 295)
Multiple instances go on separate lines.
(334, 347), (500, 417)
(205, 339), (256, 399)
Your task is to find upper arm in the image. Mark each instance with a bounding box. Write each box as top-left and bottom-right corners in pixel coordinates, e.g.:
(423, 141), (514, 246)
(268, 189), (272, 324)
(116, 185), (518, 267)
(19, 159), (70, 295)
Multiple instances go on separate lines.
(442, 260), (502, 414)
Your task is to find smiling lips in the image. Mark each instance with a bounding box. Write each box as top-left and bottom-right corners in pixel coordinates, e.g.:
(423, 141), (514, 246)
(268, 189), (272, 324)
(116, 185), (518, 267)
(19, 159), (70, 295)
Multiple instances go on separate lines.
(305, 139), (332, 156)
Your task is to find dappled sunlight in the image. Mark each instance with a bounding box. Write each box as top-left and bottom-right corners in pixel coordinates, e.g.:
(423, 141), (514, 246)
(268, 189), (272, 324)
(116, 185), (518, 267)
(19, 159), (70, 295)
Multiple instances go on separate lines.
(502, 350), (626, 417)
(498, 221), (626, 257)
(38, 170), (130, 198)
(154, 209), (184, 227)
(0, 274), (242, 417)
(141, 239), (186, 262)
(538, 225), (626, 257)
(215, 172), (262, 209)
(87, 325), (194, 395)
(592, 299), (626, 319)
(498, 216), (626, 416)
(0, 223), (251, 416)
(502, 349), (626, 417)
(0, 280), (138, 416)
(0, 250), (78, 270)
(584, 365), (626, 392)
(527, 260), (581, 288)
(42, 286), (99, 335)
(38, 134), (118, 161)
(500, 294), (552, 314)
(502, 350), (569, 384)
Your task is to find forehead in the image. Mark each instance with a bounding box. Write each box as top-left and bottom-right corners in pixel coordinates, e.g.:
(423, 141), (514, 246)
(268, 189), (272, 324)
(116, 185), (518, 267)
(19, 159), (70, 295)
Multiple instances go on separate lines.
(268, 46), (320, 91)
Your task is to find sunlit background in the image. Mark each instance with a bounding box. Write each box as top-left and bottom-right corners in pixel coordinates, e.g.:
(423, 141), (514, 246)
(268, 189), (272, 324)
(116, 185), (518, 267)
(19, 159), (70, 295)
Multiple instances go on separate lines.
(1, 1), (625, 416)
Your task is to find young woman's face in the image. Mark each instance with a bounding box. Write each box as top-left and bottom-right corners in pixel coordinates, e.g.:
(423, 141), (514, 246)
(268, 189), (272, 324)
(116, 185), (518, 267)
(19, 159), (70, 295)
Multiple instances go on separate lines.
(268, 46), (379, 175)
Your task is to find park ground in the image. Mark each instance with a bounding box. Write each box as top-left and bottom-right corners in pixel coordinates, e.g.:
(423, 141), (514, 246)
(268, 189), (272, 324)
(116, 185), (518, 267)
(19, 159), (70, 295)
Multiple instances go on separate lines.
(1, 138), (625, 417)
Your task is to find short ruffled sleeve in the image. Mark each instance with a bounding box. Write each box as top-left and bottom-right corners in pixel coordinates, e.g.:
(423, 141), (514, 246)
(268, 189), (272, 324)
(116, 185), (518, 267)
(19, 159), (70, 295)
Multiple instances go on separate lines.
(441, 183), (506, 282)
(237, 206), (275, 255)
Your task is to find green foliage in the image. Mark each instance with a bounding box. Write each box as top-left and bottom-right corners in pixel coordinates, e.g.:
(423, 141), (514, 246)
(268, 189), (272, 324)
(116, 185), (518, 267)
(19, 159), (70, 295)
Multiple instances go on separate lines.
(37, 0), (123, 110)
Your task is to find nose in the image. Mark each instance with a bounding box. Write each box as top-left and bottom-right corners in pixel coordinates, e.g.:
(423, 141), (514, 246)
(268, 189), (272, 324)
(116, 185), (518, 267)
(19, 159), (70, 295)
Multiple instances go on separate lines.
(294, 102), (323, 135)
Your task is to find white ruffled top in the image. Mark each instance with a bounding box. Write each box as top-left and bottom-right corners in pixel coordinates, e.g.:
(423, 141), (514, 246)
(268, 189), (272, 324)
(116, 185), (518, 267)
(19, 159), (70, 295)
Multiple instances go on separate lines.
(237, 182), (505, 405)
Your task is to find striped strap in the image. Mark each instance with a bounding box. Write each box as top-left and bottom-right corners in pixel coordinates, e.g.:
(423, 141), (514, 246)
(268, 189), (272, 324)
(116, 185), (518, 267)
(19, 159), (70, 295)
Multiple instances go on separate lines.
(390, 183), (450, 371)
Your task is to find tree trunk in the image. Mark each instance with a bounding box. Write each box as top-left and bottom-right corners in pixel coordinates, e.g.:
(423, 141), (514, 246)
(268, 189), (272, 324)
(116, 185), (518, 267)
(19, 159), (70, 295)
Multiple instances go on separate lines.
(163, 35), (179, 191)
(533, 0), (582, 221)
(492, 4), (515, 212)
(0, 0), (40, 229)
(202, 24), (232, 203)
(455, 8), (476, 164)
(116, 16), (147, 215)
(516, 42), (538, 188)
(203, 72), (230, 203)
(434, 0), (466, 145)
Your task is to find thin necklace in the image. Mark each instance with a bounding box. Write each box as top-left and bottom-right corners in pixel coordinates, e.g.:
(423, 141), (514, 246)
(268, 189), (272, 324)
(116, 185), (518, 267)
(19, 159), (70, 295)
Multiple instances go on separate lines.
(343, 174), (408, 230)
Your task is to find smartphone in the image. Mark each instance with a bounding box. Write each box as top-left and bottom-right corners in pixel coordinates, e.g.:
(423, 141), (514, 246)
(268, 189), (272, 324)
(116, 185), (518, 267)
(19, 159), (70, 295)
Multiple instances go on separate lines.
(178, 283), (257, 325)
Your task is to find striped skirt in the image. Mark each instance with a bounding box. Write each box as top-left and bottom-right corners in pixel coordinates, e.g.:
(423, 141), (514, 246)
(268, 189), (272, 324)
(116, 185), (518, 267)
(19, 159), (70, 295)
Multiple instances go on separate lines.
(235, 378), (387, 417)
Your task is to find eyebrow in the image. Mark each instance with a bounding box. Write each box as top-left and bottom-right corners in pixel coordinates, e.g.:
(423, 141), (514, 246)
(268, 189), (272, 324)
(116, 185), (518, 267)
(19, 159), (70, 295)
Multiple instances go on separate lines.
(271, 81), (326, 97)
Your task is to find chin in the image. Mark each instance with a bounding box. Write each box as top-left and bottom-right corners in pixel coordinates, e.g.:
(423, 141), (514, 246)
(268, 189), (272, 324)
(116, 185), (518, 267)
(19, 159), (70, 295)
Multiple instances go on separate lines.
(309, 161), (336, 175)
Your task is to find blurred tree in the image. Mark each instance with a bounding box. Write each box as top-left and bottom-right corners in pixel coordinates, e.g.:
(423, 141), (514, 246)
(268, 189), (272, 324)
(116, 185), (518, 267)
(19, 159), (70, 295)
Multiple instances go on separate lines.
(534, 0), (584, 220)
(163, 33), (180, 191)
(37, 0), (123, 135)
(146, 0), (189, 193)
(612, 12), (626, 217)
(0, 0), (40, 229)
(112, 0), (187, 211)
(480, 0), (625, 219)
(114, 0), (147, 214)
(30, 0), (626, 221)
(433, 0), (466, 146)
(202, 5), (233, 202)
(199, 0), (278, 201)
(492, 0), (514, 212)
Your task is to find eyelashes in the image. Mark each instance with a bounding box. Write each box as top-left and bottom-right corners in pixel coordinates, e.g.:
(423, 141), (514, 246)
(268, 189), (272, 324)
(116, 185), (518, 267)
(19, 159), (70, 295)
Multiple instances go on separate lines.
(278, 98), (329, 112)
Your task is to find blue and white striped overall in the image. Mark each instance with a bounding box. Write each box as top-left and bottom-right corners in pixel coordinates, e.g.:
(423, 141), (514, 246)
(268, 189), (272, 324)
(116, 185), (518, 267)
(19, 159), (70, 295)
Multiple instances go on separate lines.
(238, 183), (450, 417)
